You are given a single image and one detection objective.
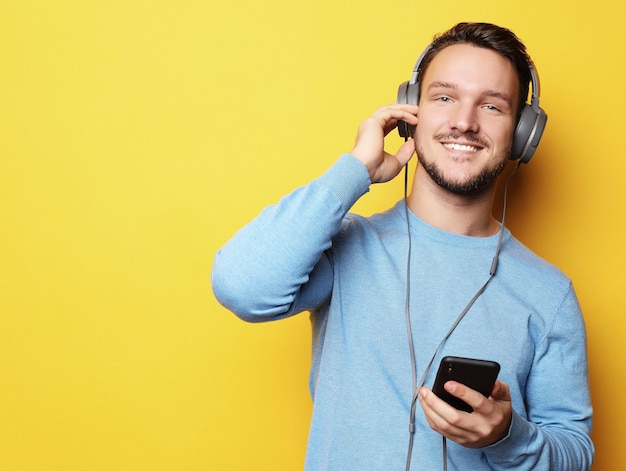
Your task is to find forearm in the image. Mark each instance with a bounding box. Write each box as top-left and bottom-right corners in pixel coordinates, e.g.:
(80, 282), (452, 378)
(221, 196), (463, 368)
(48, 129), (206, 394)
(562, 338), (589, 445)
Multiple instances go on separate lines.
(211, 154), (370, 321)
(484, 409), (594, 470)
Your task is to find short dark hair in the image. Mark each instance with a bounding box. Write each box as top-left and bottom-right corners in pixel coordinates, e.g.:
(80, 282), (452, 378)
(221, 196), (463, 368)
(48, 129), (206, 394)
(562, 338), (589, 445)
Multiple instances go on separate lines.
(418, 22), (532, 115)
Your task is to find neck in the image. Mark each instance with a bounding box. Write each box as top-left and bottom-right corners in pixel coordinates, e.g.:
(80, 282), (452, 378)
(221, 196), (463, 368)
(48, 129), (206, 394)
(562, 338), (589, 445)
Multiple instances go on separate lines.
(407, 165), (500, 237)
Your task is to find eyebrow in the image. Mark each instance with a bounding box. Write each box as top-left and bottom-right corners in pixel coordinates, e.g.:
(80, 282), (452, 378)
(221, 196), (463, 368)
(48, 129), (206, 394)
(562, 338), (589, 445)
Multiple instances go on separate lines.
(427, 81), (457, 92)
(484, 90), (514, 107)
(427, 81), (513, 107)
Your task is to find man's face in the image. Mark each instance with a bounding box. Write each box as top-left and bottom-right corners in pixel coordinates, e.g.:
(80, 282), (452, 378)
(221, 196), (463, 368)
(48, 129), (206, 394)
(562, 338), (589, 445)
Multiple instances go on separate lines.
(414, 44), (519, 195)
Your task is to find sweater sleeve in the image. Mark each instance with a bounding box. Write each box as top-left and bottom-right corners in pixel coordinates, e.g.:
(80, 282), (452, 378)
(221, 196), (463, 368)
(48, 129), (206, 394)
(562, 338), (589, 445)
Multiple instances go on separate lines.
(484, 284), (594, 469)
(211, 154), (371, 322)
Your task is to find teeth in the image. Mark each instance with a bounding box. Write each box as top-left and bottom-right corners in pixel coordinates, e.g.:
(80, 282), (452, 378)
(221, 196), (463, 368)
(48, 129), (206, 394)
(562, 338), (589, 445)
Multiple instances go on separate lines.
(443, 143), (478, 152)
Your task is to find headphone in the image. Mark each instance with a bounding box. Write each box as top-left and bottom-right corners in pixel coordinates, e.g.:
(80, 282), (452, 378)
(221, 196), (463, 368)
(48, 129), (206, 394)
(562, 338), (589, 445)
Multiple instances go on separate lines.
(396, 45), (548, 164)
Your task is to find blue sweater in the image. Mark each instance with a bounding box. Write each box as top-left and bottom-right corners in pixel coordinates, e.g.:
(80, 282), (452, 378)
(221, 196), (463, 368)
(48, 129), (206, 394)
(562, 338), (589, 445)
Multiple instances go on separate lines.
(212, 154), (594, 470)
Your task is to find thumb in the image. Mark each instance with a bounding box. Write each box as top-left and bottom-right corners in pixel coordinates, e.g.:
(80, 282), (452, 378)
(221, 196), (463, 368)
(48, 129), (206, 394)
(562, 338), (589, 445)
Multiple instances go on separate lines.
(395, 139), (417, 167)
(491, 380), (511, 401)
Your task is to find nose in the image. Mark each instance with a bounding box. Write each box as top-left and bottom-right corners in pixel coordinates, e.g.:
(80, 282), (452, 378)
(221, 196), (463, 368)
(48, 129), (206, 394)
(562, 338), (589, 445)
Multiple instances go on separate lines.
(449, 103), (479, 134)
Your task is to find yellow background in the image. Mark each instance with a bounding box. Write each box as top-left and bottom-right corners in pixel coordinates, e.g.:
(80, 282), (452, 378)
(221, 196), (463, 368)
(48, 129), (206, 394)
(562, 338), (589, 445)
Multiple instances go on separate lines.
(1, 0), (623, 469)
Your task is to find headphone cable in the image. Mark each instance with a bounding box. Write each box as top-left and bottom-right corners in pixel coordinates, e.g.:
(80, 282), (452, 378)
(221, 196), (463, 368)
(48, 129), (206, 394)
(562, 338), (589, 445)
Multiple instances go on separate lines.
(403, 159), (522, 471)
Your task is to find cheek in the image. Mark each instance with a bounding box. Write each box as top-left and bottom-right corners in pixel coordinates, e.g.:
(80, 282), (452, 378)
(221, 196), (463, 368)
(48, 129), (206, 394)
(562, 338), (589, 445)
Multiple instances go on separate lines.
(486, 120), (516, 149)
(414, 114), (438, 141)
(501, 128), (516, 150)
(415, 107), (462, 141)
(414, 127), (435, 155)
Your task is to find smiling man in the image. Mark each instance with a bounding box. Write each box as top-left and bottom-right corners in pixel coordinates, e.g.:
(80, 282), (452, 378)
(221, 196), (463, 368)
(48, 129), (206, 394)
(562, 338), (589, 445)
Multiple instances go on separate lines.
(416, 45), (516, 197)
(212, 22), (594, 471)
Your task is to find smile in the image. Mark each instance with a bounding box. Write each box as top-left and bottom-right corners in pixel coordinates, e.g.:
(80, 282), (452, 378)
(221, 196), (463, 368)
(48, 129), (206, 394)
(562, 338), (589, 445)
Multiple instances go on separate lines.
(442, 142), (480, 152)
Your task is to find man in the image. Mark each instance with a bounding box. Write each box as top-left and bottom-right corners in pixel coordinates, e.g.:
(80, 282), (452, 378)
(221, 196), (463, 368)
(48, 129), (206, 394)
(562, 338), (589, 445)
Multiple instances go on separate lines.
(212, 22), (594, 470)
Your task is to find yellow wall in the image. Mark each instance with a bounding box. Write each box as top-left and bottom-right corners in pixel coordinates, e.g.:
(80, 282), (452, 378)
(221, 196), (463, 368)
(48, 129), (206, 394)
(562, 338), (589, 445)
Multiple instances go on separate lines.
(1, 0), (623, 469)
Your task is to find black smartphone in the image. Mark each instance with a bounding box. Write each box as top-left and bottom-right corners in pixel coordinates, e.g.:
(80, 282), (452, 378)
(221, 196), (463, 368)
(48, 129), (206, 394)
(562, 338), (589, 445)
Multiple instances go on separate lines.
(432, 356), (501, 413)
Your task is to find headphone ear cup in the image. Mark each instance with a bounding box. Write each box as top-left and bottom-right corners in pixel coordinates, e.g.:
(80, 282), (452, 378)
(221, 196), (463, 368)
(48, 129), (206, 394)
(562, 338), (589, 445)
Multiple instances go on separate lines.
(396, 81), (419, 138)
(511, 104), (548, 164)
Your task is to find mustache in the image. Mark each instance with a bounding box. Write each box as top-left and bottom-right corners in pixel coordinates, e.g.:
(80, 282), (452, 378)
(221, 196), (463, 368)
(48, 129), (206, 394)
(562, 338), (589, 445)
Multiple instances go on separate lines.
(433, 132), (490, 149)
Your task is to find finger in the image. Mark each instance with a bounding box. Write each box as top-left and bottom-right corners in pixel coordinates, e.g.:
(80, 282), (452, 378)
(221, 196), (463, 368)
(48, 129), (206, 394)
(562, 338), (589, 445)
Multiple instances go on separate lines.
(378, 103), (419, 115)
(382, 118), (400, 136)
(444, 381), (491, 412)
(419, 388), (468, 440)
(372, 105), (418, 131)
(419, 387), (467, 424)
(490, 380), (511, 401)
(395, 139), (417, 167)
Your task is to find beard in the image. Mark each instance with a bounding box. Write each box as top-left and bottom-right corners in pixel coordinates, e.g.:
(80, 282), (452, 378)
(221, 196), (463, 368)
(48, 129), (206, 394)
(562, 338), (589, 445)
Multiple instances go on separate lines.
(416, 132), (511, 195)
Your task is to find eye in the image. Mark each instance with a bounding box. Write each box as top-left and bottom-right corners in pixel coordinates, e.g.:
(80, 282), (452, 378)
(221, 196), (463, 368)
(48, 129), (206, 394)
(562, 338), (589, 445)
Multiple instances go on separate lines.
(483, 104), (502, 113)
(436, 96), (453, 103)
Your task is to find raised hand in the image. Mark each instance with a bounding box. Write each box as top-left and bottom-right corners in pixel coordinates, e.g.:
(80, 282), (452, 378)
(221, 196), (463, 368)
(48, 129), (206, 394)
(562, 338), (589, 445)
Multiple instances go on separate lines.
(350, 104), (419, 183)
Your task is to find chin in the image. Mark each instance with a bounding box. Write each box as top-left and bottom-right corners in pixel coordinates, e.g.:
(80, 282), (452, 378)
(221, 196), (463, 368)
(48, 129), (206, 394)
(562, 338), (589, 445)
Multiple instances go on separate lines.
(424, 161), (506, 196)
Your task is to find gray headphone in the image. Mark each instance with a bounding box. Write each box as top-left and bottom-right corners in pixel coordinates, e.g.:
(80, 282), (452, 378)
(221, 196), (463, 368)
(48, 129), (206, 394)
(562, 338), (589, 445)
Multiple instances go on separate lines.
(397, 45), (548, 164)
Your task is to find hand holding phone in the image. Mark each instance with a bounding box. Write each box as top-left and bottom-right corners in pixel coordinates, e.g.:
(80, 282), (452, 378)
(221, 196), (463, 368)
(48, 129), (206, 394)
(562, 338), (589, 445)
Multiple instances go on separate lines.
(432, 356), (500, 413)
